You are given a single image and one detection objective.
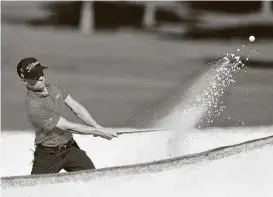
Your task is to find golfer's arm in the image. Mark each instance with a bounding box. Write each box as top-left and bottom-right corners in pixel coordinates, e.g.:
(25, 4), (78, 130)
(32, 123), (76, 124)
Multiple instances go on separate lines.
(56, 117), (101, 135)
(64, 95), (101, 128)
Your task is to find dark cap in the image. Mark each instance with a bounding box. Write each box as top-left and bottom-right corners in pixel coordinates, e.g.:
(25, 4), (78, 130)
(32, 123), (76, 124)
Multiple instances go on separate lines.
(17, 57), (48, 79)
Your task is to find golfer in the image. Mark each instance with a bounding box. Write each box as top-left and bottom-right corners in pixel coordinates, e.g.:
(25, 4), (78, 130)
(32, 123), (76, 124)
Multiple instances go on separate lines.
(17, 57), (118, 175)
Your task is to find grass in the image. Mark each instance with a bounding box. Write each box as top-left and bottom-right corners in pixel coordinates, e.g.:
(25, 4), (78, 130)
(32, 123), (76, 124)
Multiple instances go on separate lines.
(1, 23), (273, 130)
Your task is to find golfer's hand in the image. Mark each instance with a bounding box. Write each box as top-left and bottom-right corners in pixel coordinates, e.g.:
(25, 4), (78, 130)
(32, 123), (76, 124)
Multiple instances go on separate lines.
(92, 125), (103, 137)
(95, 128), (118, 140)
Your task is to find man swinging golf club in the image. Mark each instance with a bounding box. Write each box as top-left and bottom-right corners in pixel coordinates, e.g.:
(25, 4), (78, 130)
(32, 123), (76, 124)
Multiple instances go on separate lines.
(17, 57), (118, 175)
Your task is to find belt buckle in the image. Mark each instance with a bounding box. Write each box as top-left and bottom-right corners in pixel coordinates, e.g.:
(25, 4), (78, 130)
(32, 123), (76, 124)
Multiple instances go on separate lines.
(58, 144), (67, 150)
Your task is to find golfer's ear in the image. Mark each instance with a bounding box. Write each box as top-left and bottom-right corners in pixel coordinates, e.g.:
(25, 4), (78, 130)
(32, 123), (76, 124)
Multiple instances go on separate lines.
(21, 78), (27, 85)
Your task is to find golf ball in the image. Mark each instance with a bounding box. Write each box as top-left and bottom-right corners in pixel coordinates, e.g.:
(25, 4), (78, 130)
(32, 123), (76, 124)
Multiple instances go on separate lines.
(249, 36), (255, 42)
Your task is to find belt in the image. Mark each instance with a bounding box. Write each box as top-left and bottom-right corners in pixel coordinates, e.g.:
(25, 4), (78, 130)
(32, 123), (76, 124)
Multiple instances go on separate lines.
(36, 139), (75, 151)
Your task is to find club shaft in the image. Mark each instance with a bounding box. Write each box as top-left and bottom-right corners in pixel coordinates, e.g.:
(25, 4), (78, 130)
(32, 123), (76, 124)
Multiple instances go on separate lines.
(116, 128), (170, 135)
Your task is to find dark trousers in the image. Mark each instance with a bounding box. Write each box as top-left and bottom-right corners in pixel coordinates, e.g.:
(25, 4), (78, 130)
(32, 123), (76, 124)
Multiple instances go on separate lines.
(31, 140), (95, 175)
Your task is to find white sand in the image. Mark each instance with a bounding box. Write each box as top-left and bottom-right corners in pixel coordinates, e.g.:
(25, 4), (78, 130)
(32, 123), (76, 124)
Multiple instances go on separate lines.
(1, 126), (273, 197)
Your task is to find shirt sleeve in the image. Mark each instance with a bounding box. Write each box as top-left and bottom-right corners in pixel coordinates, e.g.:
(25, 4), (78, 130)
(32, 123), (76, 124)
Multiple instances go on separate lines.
(55, 80), (69, 100)
(47, 77), (69, 100)
(27, 103), (60, 132)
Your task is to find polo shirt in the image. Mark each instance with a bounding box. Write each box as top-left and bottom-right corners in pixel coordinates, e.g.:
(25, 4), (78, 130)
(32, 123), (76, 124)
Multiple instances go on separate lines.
(25, 77), (73, 147)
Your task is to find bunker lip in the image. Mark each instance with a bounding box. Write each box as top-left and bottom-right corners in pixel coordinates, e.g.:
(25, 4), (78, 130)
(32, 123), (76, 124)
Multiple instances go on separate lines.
(2, 134), (273, 189)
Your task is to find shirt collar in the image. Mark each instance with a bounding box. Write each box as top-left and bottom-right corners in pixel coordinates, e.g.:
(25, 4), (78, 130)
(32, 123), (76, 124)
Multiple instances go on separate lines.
(27, 83), (51, 98)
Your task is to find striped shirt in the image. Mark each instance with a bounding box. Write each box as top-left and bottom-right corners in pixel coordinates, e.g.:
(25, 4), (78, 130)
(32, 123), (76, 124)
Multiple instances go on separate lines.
(25, 77), (73, 147)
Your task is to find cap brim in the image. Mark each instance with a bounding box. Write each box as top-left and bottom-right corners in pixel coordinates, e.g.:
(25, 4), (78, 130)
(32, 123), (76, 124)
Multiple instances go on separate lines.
(33, 65), (48, 73)
(39, 65), (48, 70)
